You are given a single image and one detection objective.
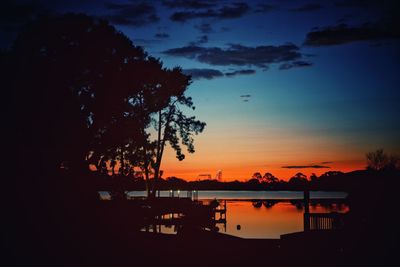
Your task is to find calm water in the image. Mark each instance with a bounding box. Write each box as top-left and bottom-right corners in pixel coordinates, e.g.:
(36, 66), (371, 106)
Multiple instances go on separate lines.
(123, 190), (348, 200)
(117, 191), (349, 239)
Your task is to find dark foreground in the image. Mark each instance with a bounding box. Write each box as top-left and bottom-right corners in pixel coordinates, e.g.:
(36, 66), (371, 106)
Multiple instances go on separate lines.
(3, 220), (390, 267)
(3, 170), (396, 267)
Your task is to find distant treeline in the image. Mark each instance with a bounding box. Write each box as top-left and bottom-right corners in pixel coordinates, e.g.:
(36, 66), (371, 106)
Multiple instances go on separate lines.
(94, 169), (398, 192)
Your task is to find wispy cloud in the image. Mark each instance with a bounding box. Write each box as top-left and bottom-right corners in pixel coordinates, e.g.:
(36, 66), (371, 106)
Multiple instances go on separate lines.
(195, 23), (214, 33)
(290, 3), (323, 12)
(104, 2), (159, 26)
(304, 23), (400, 46)
(170, 2), (250, 22)
(162, 0), (217, 9)
(254, 3), (279, 13)
(240, 94), (251, 102)
(225, 69), (256, 77)
(182, 68), (224, 80)
(188, 35), (209, 45)
(155, 33), (170, 38)
(279, 61), (313, 70)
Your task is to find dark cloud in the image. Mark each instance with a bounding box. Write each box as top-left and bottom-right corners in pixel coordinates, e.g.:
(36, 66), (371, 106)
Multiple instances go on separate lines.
(321, 161), (333, 164)
(334, 0), (369, 8)
(189, 35), (209, 45)
(162, 43), (303, 68)
(220, 26), (230, 32)
(132, 38), (159, 47)
(170, 2), (249, 22)
(279, 61), (312, 70)
(242, 99), (249, 102)
(104, 2), (159, 26)
(155, 33), (170, 38)
(162, 0), (217, 9)
(282, 165), (331, 169)
(304, 23), (400, 46)
(182, 68), (224, 80)
(240, 94), (251, 98)
(290, 3), (323, 12)
(255, 4), (279, 13)
(225, 69), (256, 77)
(195, 23), (213, 33)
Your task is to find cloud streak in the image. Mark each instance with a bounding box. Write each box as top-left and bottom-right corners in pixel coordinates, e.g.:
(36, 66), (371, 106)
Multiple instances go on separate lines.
(182, 68), (224, 80)
(104, 2), (159, 26)
(195, 23), (213, 33)
(279, 61), (313, 70)
(225, 69), (256, 77)
(155, 33), (170, 38)
(304, 23), (400, 46)
(162, 0), (217, 9)
(282, 165), (331, 169)
(170, 2), (250, 22)
(290, 3), (323, 12)
(162, 43), (304, 68)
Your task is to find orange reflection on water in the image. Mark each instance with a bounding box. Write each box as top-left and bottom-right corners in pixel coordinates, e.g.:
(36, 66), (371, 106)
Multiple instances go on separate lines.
(222, 201), (348, 239)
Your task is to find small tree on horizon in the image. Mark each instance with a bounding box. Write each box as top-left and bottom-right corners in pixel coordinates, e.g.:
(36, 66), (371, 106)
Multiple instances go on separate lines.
(366, 149), (400, 171)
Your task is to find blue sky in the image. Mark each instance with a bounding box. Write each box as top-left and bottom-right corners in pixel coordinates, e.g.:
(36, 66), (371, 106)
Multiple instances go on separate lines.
(2, 0), (399, 179)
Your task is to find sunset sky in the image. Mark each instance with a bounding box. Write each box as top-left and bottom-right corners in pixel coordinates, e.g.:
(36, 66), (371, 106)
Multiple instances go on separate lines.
(2, 0), (399, 180)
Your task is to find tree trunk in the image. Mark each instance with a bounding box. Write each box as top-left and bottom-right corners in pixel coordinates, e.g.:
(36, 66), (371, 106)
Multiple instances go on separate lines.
(150, 111), (163, 198)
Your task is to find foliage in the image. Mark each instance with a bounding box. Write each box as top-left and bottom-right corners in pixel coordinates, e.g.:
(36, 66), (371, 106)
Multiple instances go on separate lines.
(5, 14), (205, 197)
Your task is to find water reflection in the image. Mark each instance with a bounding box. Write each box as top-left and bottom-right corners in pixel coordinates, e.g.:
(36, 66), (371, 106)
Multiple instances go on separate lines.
(141, 199), (349, 239)
(223, 200), (348, 239)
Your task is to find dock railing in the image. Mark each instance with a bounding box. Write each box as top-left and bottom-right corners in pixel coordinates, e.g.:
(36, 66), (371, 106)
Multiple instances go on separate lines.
(304, 212), (345, 231)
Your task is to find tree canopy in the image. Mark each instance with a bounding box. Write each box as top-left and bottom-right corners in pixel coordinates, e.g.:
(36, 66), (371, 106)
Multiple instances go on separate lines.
(5, 14), (205, 196)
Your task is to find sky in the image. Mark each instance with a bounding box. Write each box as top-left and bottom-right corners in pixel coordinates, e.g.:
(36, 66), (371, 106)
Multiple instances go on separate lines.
(2, 0), (400, 181)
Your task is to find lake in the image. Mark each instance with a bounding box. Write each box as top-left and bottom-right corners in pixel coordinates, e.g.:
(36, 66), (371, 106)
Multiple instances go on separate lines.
(120, 190), (349, 239)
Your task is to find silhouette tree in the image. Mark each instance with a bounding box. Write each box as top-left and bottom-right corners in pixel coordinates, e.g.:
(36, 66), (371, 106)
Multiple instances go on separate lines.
(252, 172), (263, 181)
(288, 172), (308, 188)
(366, 149), (388, 171)
(148, 77), (206, 197)
(6, 14), (205, 198)
(366, 149), (399, 171)
(310, 173), (318, 182)
(263, 172), (278, 184)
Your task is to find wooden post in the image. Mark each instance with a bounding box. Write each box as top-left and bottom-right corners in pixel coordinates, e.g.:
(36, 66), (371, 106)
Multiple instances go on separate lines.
(303, 190), (310, 231)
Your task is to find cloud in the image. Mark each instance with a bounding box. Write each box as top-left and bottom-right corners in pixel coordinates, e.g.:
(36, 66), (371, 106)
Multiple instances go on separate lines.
(282, 165), (331, 169)
(104, 2), (159, 26)
(334, 0), (369, 8)
(304, 23), (400, 46)
(290, 3), (323, 12)
(182, 68), (224, 80)
(225, 69), (256, 77)
(162, 43), (304, 68)
(321, 161), (333, 164)
(162, 0), (217, 9)
(255, 4), (279, 13)
(279, 61), (313, 70)
(170, 2), (250, 22)
(240, 94), (251, 102)
(182, 68), (256, 80)
(132, 38), (159, 47)
(195, 23), (213, 33)
(155, 33), (170, 38)
(220, 26), (230, 32)
(189, 35), (209, 45)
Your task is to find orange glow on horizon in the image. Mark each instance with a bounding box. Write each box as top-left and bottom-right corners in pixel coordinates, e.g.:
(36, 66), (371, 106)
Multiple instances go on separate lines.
(160, 145), (366, 181)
